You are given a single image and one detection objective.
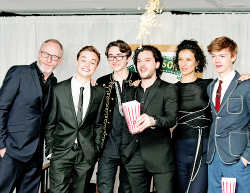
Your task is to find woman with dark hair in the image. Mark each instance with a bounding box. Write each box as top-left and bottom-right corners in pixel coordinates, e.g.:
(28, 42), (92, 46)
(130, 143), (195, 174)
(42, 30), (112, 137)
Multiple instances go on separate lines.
(172, 39), (212, 193)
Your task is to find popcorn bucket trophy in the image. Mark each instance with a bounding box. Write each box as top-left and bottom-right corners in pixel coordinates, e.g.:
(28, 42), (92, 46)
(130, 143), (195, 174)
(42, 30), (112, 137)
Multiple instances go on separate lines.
(122, 100), (141, 134)
(221, 177), (236, 193)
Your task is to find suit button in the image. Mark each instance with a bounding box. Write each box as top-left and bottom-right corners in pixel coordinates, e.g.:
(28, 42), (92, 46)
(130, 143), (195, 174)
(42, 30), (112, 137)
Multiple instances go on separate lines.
(111, 98), (114, 100)
(108, 122), (110, 124)
(136, 139), (138, 142)
(109, 110), (112, 112)
(217, 117), (221, 120)
(141, 101), (144, 104)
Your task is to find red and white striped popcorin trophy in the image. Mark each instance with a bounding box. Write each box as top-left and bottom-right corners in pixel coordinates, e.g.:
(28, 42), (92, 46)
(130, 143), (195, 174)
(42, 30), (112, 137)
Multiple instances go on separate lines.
(221, 177), (236, 193)
(122, 100), (141, 135)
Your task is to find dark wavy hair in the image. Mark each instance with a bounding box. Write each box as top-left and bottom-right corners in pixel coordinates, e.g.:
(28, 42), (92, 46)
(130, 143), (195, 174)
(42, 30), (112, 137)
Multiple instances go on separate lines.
(133, 45), (163, 78)
(105, 40), (132, 58)
(173, 39), (207, 73)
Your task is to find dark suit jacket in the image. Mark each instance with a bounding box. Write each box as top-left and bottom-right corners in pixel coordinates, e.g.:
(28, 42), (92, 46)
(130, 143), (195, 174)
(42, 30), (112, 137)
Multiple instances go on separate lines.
(45, 78), (106, 166)
(121, 78), (179, 173)
(96, 71), (140, 151)
(0, 62), (56, 162)
(207, 71), (250, 164)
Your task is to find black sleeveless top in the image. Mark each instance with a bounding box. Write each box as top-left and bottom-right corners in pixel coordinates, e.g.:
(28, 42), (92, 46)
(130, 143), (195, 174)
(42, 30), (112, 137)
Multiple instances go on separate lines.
(173, 78), (213, 140)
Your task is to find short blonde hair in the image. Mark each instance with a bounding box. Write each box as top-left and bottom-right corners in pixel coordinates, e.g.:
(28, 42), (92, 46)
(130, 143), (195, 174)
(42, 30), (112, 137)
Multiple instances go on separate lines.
(77, 46), (101, 64)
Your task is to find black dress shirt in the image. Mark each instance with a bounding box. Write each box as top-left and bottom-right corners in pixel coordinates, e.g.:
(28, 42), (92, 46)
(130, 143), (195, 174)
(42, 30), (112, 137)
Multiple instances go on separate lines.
(136, 84), (152, 114)
(102, 80), (126, 158)
(34, 63), (55, 108)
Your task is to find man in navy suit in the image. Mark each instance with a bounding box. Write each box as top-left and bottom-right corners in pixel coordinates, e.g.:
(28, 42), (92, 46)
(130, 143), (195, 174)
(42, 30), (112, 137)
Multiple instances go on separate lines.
(0, 39), (63, 193)
(207, 36), (250, 192)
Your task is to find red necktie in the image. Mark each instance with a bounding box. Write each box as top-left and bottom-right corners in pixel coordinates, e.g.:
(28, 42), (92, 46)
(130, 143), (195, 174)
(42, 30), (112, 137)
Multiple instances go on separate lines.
(216, 80), (223, 112)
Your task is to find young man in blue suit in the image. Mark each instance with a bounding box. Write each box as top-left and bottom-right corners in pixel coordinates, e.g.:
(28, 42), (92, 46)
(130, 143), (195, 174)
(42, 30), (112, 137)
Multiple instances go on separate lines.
(0, 39), (63, 193)
(207, 36), (250, 193)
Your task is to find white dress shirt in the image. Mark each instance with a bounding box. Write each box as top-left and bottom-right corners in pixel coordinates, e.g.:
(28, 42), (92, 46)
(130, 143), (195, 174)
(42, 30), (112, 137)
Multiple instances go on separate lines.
(71, 74), (91, 120)
(71, 75), (91, 144)
(212, 70), (236, 106)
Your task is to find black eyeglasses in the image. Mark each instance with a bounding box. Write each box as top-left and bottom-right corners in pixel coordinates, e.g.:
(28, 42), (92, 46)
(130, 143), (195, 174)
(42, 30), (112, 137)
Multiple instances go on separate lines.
(108, 55), (127, 61)
(40, 51), (61, 61)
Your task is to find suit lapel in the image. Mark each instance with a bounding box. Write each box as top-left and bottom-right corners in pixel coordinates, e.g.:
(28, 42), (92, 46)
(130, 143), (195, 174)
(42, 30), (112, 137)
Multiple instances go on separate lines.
(64, 78), (78, 123)
(142, 78), (161, 113)
(30, 63), (43, 111)
(209, 79), (217, 113)
(218, 72), (240, 114)
(43, 76), (57, 111)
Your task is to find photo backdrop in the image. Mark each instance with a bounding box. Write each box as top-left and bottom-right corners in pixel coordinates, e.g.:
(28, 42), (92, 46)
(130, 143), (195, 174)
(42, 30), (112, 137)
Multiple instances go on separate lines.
(1, 12), (250, 187)
(1, 12), (250, 86)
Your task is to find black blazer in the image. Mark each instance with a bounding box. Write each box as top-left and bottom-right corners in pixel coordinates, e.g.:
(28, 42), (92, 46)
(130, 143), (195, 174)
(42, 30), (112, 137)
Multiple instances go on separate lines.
(0, 62), (56, 162)
(96, 71), (140, 150)
(121, 78), (179, 173)
(45, 78), (106, 166)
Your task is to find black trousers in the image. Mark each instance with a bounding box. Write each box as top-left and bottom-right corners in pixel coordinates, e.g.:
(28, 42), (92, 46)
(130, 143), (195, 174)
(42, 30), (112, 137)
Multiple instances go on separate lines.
(174, 138), (208, 193)
(49, 148), (95, 193)
(125, 148), (175, 193)
(0, 148), (42, 193)
(97, 155), (131, 193)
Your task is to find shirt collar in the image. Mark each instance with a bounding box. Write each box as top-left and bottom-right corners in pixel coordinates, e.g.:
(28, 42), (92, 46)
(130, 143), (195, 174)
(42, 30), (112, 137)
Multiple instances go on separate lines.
(72, 74), (90, 91)
(35, 62), (54, 82)
(219, 70), (236, 84)
(111, 70), (133, 82)
(138, 78), (158, 91)
(35, 62), (44, 79)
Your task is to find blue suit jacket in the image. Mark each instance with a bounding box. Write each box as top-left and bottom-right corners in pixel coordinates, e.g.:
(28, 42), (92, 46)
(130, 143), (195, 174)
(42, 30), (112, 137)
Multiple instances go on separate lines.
(207, 71), (250, 164)
(0, 62), (56, 162)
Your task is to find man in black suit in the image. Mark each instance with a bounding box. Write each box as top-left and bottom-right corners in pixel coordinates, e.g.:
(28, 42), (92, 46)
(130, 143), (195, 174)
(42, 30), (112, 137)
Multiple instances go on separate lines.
(0, 39), (63, 193)
(96, 40), (139, 193)
(45, 46), (106, 193)
(122, 45), (178, 193)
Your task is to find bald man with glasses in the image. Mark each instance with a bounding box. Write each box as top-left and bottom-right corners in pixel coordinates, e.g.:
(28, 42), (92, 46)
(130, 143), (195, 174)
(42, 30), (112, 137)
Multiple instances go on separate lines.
(0, 39), (63, 193)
